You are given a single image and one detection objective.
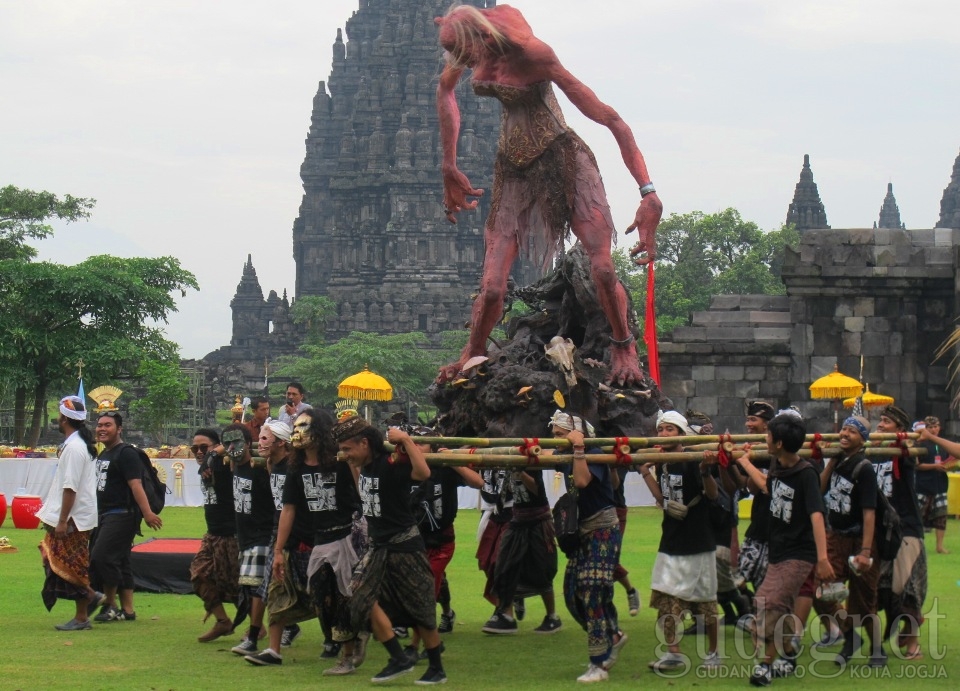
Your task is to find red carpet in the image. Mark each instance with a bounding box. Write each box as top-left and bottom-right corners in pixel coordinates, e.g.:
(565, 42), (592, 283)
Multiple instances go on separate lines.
(132, 538), (201, 554)
(131, 538), (199, 594)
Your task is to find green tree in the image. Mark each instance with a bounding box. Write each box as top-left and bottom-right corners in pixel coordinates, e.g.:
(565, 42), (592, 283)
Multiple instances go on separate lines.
(0, 255), (198, 445)
(288, 295), (338, 345)
(614, 209), (799, 337)
(275, 331), (444, 407)
(0, 185), (95, 261)
(128, 357), (190, 445)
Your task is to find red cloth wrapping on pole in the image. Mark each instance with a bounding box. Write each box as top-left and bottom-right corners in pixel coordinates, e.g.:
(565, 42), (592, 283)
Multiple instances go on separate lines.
(644, 262), (660, 386)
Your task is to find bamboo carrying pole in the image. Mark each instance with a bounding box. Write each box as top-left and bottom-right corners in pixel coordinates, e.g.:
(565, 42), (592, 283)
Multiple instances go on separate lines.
(393, 446), (925, 468)
(392, 432), (919, 450)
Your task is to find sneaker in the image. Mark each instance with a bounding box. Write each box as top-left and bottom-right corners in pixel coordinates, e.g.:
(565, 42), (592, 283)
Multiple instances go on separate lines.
(482, 611), (518, 635)
(351, 632), (369, 668)
(55, 618), (92, 631)
(245, 648), (282, 666)
(280, 624), (301, 648)
(835, 629), (863, 666)
(371, 656), (416, 683)
(868, 649), (888, 668)
(513, 599), (526, 621)
(771, 655), (796, 678)
(415, 666), (448, 685)
(231, 637), (258, 656)
(438, 609), (456, 634)
(649, 652), (686, 673)
(627, 588), (640, 616)
(87, 591), (106, 616)
(93, 604), (120, 622)
(320, 640), (342, 659)
(749, 662), (772, 687)
(393, 626), (410, 639)
(323, 658), (356, 676)
(602, 632), (628, 671)
(817, 627), (843, 647)
(115, 610), (136, 621)
(735, 613), (756, 635)
(533, 614), (562, 634)
(700, 651), (722, 670)
(404, 645), (420, 666)
(577, 663), (609, 683)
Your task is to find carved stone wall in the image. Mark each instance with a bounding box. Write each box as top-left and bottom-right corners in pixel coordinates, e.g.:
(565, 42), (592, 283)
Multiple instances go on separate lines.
(659, 230), (959, 434)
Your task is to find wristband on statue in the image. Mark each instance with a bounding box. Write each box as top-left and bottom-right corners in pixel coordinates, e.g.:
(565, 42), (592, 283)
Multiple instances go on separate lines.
(639, 182), (656, 197)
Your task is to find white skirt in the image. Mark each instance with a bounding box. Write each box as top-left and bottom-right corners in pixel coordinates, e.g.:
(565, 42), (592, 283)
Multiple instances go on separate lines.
(650, 550), (717, 602)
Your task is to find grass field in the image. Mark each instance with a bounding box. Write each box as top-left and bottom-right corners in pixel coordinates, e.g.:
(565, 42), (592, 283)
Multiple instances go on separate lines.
(0, 507), (957, 689)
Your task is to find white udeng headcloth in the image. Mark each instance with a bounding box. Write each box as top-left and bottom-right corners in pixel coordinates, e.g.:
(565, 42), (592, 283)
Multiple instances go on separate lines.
(656, 410), (693, 435)
(59, 395), (87, 421)
(548, 409), (596, 438)
(263, 418), (292, 442)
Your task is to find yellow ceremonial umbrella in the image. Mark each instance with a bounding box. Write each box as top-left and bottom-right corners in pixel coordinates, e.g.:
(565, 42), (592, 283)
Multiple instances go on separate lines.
(842, 383), (894, 409)
(338, 366), (393, 421)
(809, 363), (863, 431)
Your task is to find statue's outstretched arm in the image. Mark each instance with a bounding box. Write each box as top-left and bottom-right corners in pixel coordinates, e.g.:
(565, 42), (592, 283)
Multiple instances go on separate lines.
(437, 64), (483, 224)
(547, 49), (663, 263)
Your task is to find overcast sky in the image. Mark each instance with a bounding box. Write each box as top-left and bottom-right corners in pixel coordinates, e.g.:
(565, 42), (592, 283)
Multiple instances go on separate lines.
(2, 0), (959, 359)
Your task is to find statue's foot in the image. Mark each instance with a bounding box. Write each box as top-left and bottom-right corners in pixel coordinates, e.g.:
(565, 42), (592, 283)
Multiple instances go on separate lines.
(436, 361), (463, 385)
(607, 344), (646, 388)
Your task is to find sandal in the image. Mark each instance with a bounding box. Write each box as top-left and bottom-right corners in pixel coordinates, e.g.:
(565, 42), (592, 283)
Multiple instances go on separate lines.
(903, 646), (923, 660)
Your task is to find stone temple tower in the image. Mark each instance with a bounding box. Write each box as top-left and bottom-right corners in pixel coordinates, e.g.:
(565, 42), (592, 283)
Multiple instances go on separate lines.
(937, 148), (960, 229)
(785, 154), (830, 231)
(292, 0), (527, 341)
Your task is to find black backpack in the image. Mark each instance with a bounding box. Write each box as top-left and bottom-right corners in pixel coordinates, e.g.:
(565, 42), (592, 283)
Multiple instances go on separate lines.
(852, 459), (902, 561)
(124, 444), (169, 515)
(552, 489), (580, 557)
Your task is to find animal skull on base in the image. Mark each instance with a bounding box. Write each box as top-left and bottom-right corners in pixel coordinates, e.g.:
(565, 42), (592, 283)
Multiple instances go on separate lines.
(545, 336), (578, 387)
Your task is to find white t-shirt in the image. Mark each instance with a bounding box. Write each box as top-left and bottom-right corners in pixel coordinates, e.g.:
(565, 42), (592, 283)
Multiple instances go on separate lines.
(37, 430), (99, 532)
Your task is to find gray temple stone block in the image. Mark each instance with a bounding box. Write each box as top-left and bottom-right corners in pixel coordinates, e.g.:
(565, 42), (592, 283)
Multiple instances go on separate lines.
(844, 317), (865, 332)
(692, 365), (716, 381)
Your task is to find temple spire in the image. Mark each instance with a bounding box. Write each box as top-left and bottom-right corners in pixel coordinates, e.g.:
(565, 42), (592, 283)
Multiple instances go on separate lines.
(877, 182), (904, 229)
(234, 254), (264, 300)
(786, 154), (830, 231)
(936, 148), (960, 229)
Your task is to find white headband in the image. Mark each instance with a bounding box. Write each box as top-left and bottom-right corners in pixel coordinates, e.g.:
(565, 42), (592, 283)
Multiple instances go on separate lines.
(263, 418), (292, 442)
(776, 407), (803, 421)
(656, 410), (693, 435)
(547, 409), (596, 438)
(59, 395), (87, 421)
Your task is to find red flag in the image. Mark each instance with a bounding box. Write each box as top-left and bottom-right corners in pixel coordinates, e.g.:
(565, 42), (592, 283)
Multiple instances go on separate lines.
(644, 262), (660, 386)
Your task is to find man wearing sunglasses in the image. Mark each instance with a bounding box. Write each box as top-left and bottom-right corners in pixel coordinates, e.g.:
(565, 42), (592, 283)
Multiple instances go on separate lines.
(189, 429), (242, 643)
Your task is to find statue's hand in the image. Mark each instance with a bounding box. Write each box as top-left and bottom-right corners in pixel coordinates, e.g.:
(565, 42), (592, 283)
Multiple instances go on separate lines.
(625, 191), (663, 265)
(442, 166), (483, 223)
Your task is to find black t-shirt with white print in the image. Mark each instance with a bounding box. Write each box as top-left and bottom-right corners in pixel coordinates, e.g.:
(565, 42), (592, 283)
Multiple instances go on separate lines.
(360, 452), (420, 548)
(269, 458), (288, 530)
(95, 444), (142, 513)
(200, 453), (236, 537)
(508, 469), (549, 512)
(657, 460), (716, 556)
(232, 460), (274, 551)
(412, 466), (465, 542)
(766, 461), (825, 564)
(872, 455), (923, 539)
(824, 451), (877, 534)
(283, 460), (360, 547)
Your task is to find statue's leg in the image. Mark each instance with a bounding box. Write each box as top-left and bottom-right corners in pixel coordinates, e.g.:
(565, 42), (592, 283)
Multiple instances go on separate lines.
(438, 224), (519, 381)
(571, 202), (644, 387)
